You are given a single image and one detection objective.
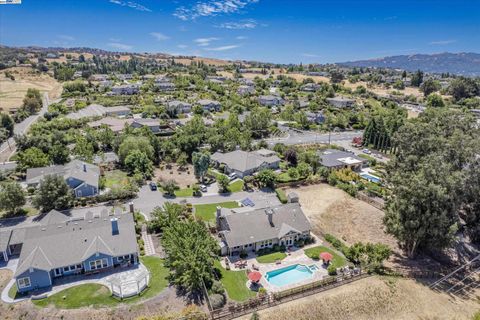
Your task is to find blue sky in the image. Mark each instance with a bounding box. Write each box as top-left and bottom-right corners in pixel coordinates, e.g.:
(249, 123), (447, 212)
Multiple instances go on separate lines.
(1, 0), (479, 63)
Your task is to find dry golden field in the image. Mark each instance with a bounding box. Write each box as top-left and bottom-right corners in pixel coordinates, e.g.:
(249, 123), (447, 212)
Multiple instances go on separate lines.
(0, 67), (62, 111)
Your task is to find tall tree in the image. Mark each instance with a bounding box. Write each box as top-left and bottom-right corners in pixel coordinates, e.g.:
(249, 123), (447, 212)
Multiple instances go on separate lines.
(0, 182), (26, 215)
(33, 175), (73, 212)
(192, 152), (210, 183)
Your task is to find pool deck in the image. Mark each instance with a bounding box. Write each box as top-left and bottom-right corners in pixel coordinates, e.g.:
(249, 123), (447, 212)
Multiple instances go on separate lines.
(220, 241), (329, 293)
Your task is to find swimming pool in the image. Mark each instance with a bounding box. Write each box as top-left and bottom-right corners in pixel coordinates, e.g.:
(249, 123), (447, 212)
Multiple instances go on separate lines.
(265, 264), (314, 287)
(360, 173), (381, 184)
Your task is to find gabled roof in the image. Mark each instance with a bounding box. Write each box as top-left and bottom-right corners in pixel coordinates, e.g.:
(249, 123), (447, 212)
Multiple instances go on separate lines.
(15, 212), (137, 277)
(219, 203), (311, 248)
(39, 210), (69, 226)
(211, 150), (280, 174)
(26, 160), (100, 189)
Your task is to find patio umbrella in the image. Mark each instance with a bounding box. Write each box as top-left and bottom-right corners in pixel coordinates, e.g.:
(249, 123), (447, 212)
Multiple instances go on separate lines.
(248, 271), (262, 283)
(320, 252), (333, 262)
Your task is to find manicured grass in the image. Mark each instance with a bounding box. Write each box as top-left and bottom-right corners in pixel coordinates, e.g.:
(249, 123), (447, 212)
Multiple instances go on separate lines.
(228, 179), (244, 193)
(33, 283), (116, 309)
(304, 246), (347, 270)
(33, 256), (169, 309)
(174, 187), (194, 197)
(194, 201), (240, 222)
(256, 252), (287, 264)
(8, 283), (20, 300)
(103, 170), (132, 191)
(276, 172), (304, 183)
(214, 261), (256, 302)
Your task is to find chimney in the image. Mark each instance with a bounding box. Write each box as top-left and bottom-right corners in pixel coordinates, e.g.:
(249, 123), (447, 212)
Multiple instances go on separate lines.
(215, 206), (222, 230)
(111, 217), (119, 235)
(129, 202), (134, 214)
(266, 209), (274, 227)
(83, 163), (87, 172)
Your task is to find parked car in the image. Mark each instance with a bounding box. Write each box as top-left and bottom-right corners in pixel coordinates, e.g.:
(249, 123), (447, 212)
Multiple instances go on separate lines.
(362, 149), (371, 154)
(228, 172), (237, 181)
(149, 182), (157, 191)
(200, 185), (207, 192)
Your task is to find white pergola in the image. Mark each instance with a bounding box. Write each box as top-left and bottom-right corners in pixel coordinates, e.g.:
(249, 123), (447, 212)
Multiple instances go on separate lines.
(106, 268), (150, 299)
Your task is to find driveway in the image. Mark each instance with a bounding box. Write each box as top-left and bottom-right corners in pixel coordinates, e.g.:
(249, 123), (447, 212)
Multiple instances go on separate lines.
(133, 186), (281, 219)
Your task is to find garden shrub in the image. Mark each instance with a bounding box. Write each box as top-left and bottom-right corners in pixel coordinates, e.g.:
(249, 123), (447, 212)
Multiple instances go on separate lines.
(239, 249), (248, 259)
(210, 293), (226, 309)
(327, 264), (337, 275)
(275, 188), (288, 204)
(211, 281), (225, 295)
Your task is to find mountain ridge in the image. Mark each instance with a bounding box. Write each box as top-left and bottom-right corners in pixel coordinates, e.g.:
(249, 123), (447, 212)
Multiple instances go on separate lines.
(338, 52), (480, 76)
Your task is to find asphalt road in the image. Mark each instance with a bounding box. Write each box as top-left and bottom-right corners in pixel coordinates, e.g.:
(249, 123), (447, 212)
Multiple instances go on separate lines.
(132, 185), (281, 219)
(0, 93), (53, 161)
(265, 129), (363, 146)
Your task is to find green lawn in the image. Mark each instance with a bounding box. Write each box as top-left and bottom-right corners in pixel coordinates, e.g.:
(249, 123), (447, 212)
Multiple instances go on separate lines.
(228, 179), (244, 193)
(256, 252), (287, 264)
(304, 246), (347, 269)
(33, 256), (169, 309)
(194, 201), (240, 222)
(214, 261), (256, 302)
(103, 170), (133, 191)
(174, 187), (194, 197)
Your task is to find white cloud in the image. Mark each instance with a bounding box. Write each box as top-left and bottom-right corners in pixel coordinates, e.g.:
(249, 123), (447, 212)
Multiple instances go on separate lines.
(57, 35), (74, 41)
(302, 53), (320, 58)
(150, 32), (170, 41)
(109, 0), (151, 12)
(194, 37), (219, 46)
(108, 42), (133, 50)
(177, 44), (188, 49)
(174, 0), (259, 20)
(217, 19), (258, 29)
(204, 44), (240, 51)
(429, 39), (456, 45)
(236, 36), (248, 40)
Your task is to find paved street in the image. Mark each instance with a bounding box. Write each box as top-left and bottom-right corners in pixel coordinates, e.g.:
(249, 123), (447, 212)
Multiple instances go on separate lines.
(133, 186), (281, 219)
(265, 129), (363, 146)
(0, 93), (56, 162)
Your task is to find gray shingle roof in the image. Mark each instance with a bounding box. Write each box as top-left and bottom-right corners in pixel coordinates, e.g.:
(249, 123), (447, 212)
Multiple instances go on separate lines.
(219, 203), (311, 248)
(211, 150), (280, 174)
(15, 211), (137, 276)
(317, 149), (365, 168)
(26, 160), (100, 189)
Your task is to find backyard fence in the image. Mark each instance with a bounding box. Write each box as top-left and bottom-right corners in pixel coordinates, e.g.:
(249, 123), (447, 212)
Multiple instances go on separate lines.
(209, 271), (370, 320)
(356, 192), (385, 210)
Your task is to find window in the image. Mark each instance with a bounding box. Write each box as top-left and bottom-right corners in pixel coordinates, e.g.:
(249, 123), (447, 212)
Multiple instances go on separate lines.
(54, 268), (62, 276)
(89, 258), (108, 270)
(76, 264), (82, 269)
(63, 267), (69, 272)
(18, 277), (31, 289)
(117, 254), (130, 262)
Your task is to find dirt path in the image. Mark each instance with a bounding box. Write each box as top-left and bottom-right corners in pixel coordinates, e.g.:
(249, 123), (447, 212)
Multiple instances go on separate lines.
(238, 276), (480, 320)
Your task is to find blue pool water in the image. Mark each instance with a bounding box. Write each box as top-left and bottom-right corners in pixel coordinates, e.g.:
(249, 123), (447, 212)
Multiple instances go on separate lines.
(266, 264), (314, 287)
(360, 173), (381, 184)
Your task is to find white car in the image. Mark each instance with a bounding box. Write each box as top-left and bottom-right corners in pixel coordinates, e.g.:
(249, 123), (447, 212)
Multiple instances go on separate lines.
(362, 149), (371, 154)
(200, 185), (207, 192)
(228, 173), (237, 181)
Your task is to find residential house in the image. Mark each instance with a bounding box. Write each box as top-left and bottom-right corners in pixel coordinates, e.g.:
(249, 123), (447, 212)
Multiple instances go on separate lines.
(66, 104), (130, 119)
(131, 118), (175, 135)
(26, 160), (100, 198)
(6, 209), (138, 293)
(216, 203), (311, 256)
(87, 117), (134, 133)
(306, 71), (329, 77)
(326, 96), (355, 108)
(211, 149), (280, 178)
(300, 83), (320, 92)
(167, 100), (192, 114)
(306, 111), (325, 124)
(197, 99), (222, 112)
(110, 84), (140, 95)
(237, 85), (255, 95)
(258, 95), (284, 107)
(155, 81), (176, 92)
(90, 74), (108, 82)
(317, 149), (366, 171)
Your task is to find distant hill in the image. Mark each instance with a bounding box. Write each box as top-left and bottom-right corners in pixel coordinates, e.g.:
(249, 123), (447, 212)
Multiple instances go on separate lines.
(339, 52), (480, 77)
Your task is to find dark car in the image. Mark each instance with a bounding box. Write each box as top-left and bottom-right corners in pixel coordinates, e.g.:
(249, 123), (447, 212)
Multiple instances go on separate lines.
(149, 182), (157, 191)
